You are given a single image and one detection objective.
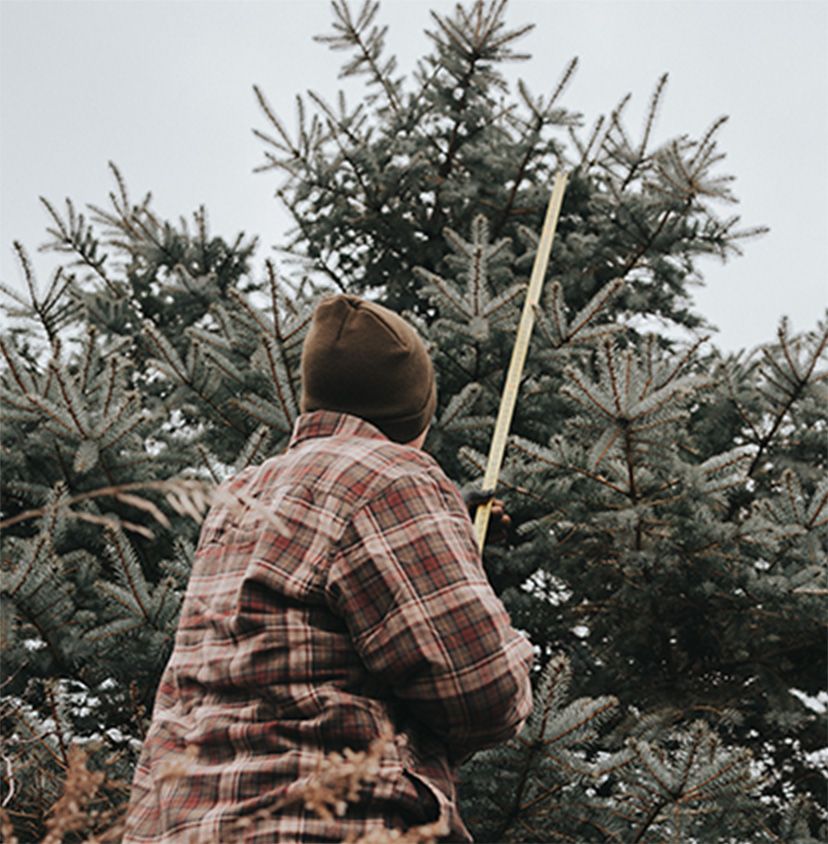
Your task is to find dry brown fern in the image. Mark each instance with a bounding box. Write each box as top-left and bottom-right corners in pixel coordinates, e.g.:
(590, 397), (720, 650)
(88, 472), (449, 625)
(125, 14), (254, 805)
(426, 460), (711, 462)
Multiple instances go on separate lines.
(0, 476), (293, 542)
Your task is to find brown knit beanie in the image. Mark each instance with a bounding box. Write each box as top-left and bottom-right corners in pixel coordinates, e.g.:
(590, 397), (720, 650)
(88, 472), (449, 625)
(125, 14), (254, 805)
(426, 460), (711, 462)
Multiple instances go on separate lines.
(300, 295), (437, 443)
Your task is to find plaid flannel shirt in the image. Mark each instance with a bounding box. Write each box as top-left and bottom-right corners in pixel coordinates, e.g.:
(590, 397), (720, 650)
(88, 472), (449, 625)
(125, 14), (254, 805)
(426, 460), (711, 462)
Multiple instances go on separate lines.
(124, 411), (534, 843)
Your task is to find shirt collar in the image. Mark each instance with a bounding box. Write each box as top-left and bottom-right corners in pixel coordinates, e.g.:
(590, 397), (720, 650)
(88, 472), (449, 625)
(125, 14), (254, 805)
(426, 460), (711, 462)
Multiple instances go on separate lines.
(288, 411), (390, 450)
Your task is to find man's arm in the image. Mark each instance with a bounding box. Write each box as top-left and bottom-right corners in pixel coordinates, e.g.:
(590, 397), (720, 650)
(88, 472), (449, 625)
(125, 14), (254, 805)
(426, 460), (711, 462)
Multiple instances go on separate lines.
(324, 470), (534, 761)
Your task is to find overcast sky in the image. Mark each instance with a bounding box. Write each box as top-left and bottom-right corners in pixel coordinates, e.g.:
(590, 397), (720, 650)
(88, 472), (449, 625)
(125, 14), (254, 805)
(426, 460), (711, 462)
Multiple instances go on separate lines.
(1, 0), (826, 351)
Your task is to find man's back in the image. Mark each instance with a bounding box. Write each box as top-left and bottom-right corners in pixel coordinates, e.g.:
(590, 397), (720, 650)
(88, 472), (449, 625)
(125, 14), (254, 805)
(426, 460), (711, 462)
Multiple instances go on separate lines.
(125, 401), (533, 840)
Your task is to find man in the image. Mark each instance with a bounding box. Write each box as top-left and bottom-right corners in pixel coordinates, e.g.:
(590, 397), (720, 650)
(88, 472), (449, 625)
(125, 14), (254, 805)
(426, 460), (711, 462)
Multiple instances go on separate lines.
(124, 294), (534, 842)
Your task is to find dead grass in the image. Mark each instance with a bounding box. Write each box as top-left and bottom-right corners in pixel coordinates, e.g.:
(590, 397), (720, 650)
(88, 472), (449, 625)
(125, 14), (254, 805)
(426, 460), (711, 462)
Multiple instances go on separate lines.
(3, 734), (449, 843)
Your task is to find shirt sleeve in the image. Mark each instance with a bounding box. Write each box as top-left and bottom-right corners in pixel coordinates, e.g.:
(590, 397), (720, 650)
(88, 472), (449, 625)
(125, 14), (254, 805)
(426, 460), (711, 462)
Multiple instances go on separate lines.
(324, 469), (534, 761)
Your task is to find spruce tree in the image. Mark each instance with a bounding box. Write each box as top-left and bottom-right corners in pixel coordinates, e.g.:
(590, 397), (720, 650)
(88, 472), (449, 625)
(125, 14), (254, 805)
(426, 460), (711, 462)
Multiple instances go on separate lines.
(1, 1), (825, 841)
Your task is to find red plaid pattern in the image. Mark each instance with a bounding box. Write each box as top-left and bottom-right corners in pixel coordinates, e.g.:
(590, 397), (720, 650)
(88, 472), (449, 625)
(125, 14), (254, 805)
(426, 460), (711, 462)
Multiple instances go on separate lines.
(123, 411), (534, 843)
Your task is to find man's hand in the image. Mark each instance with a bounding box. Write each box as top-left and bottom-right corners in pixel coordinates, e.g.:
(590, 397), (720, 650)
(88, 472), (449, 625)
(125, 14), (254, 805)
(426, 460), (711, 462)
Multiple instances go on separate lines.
(462, 488), (511, 544)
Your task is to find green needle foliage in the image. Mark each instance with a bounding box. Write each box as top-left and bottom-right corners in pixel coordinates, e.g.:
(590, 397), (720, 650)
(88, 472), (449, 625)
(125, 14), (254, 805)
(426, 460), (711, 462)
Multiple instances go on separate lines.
(1, 1), (825, 841)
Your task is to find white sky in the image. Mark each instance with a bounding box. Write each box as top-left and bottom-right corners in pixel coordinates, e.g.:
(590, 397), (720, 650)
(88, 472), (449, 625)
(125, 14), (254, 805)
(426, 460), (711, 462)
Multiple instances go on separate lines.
(1, 0), (826, 351)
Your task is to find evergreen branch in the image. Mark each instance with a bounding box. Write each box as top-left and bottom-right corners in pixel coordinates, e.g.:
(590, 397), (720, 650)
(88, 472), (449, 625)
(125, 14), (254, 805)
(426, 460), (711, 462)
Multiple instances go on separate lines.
(77, 328), (97, 395)
(574, 196), (693, 296)
(589, 427), (622, 470)
(508, 812), (555, 842)
(548, 55), (579, 108)
(679, 754), (751, 804)
(40, 269), (75, 319)
(38, 197), (118, 295)
(747, 323), (828, 476)
(491, 732), (544, 842)
(574, 113), (607, 168)
(0, 280), (32, 310)
(629, 383), (696, 423)
(483, 283), (525, 324)
(226, 286), (275, 338)
(266, 261), (303, 408)
(199, 346), (245, 387)
(781, 469), (806, 523)
(0, 389), (39, 415)
(561, 370), (616, 419)
(760, 347), (801, 392)
(99, 408), (148, 451)
(653, 335), (708, 392)
(566, 279), (624, 342)
(510, 437), (629, 496)
(97, 581), (149, 614)
(777, 322), (805, 383)
(195, 444), (222, 485)
(9, 242), (66, 346)
(233, 425), (271, 471)
(690, 115), (729, 170)
(173, 265), (217, 301)
(623, 73), (668, 191)
(108, 160), (131, 213)
(494, 127), (544, 235)
(548, 281), (567, 343)
(414, 267), (469, 318)
(11, 241), (39, 315)
(494, 58), (576, 234)
(93, 392), (136, 441)
(315, 0), (402, 113)
(515, 778), (565, 817)
(252, 84), (302, 157)
(310, 94), (383, 213)
(105, 531), (151, 620)
(85, 618), (145, 642)
(602, 339), (625, 415)
(266, 259), (285, 338)
(5, 533), (50, 598)
(211, 302), (237, 343)
(623, 347), (635, 406)
(424, 15), (493, 222)
(630, 799), (669, 843)
(543, 697), (618, 749)
(601, 92), (632, 156)
(230, 396), (286, 430)
(142, 321), (187, 382)
(805, 477), (828, 529)
(262, 336), (297, 424)
(49, 363), (89, 437)
(142, 321), (247, 434)
(439, 383), (482, 429)
(276, 191), (348, 292)
(533, 655), (571, 741)
(0, 336), (39, 395)
(22, 392), (76, 436)
(469, 223), (485, 318)
(759, 365), (798, 398)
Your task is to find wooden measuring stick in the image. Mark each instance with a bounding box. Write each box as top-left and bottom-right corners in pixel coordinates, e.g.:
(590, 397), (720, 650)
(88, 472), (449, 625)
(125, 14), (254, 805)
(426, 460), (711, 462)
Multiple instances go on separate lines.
(474, 172), (568, 551)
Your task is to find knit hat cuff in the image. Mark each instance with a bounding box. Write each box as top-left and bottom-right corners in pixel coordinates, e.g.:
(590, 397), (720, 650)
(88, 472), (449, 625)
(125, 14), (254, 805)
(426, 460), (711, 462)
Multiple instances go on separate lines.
(369, 376), (437, 443)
